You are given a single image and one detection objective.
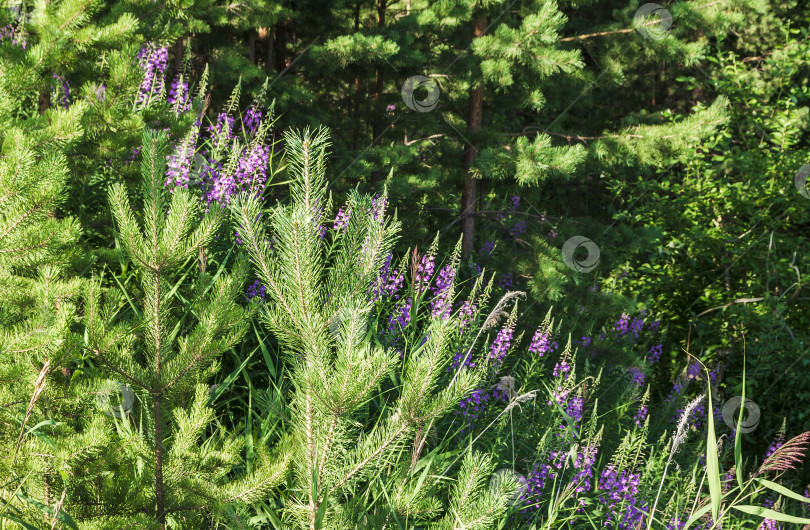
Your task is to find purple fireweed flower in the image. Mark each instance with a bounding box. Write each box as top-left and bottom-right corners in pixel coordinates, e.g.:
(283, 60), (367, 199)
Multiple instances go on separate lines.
(51, 73), (69, 109)
(385, 103), (396, 113)
(509, 195), (520, 209)
(614, 313), (630, 338)
(368, 194), (387, 223)
(498, 273), (513, 291)
(95, 84), (106, 101)
(383, 298), (411, 355)
(648, 344), (663, 364)
(650, 320), (661, 333)
(168, 75), (190, 113)
(630, 317), (643, 339)
(164, 130), (199, 192)
(414, 253), (435, 294)
(456, 300), (477, 336)
(0, 24), (23, 46)
(430, 264), (456, 318)
(369, 251), (404, 302)
(208, 112), (235, 148)
(634, 401), (648, 428)
(333, 206), (351, 231)
(598, 466), (645, 529)
(245, 280), (266, 301)
(528, 328), (557, 357)
(628, 367), (645, 388)
(553, 360), (571, 379)
(243, 105), (262, 134)
(490, 325), (514, 366)
(136, 43), (168, 105)
(548, 230), (558, 239)
(479, 240), (495, 256)
(578, 336), (591, 347)
(203, 144), (270, 206)
(510, 219), (527, 238)
(571, 444), (598, 493)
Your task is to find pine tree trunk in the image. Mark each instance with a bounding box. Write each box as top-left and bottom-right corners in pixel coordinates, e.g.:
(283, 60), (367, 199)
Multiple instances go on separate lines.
(460, 15), (487, 259)
(38, 87), (50, 115)
(369, 0), (386, 186)
(173, 37), (184, 78)
(248, 30), (257, 64)
(274, 23), (288, 71)
(266, 26), (275, 73)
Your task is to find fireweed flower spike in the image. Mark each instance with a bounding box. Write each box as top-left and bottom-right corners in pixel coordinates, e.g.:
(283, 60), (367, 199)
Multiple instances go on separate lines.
(136, 42), (168, 106)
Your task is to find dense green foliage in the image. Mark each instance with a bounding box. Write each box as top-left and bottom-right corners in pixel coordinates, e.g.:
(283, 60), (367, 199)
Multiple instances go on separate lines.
(2, 0), (810, 528)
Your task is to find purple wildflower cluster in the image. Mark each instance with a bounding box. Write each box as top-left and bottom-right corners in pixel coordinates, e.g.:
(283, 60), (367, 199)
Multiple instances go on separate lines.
(628, 366), (645, 388)
(479, 240), (495, 256)
(414, 253), (435, 294)
(208, 112), (236, 148)
(136, 42), (168, 105)
(528, 327), (558, 357)
(168, 75), (190, 113)
(598, 466), (646, 529)
(498, 273), (513, 290)
(333, 206), (351, 231)
(489, 324), (514, 366)
(382, 298), (411, 355)
(456, 300), (477, 333)
(368, 194), (387, 223)
(634, 400), (648, 428)
(202, 143), (270, 206)
(245, 280), (266, 301)
(648, 343), (663, 364)
(429, 264), (456, 318)
(164, 131), (198, 191)
(51, 74), (69, 109)
(243, 105), (262, 134)
(0, 24), (25, 47)
(369, 251), (404, 303)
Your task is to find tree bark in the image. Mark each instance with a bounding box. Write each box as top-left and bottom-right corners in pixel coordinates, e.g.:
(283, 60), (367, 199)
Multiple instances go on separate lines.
(266, 26), (275, 73)
(248, 29), (257, 64)
(38, 87), (51, 115)
(460, 15), (487, 259)
(173, 37), (184, 78)
(352, 3), (361, 152)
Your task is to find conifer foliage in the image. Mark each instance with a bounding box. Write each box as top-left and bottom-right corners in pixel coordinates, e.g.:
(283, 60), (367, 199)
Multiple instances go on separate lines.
(231, 126), (519, 528)
(78, 129), (289, 528)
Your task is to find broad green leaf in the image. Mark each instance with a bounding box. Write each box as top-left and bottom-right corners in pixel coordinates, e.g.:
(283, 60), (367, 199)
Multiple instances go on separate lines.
(705, 371), (722, 523)
(756, 478), (810, 505)
(683, 503), (713, 530)
(732, 505), (810, 524)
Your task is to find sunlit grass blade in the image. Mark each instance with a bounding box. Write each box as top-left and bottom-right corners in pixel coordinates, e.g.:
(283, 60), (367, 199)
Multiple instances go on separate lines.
(732, 505), (810, 524)
(735, 340), (745, 491)
(705, 367), (722, 523)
